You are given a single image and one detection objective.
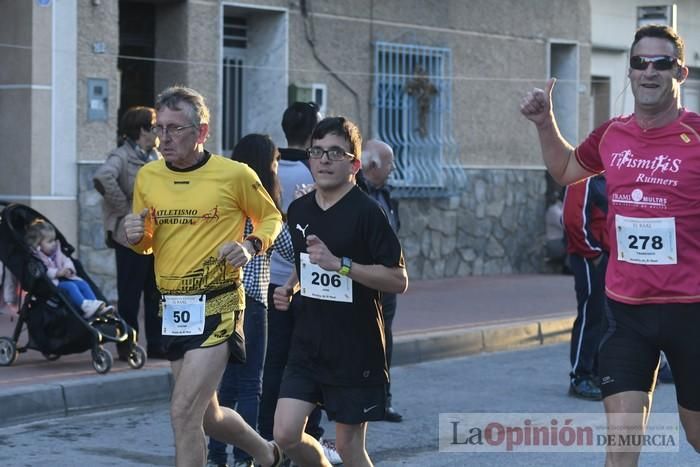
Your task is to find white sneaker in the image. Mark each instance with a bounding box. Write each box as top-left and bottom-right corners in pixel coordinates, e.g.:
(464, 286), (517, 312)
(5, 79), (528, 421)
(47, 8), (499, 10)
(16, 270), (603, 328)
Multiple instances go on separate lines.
(319, 438), (342, 465)
(80, 299), (102, 318)
(98, 303), (114, 316)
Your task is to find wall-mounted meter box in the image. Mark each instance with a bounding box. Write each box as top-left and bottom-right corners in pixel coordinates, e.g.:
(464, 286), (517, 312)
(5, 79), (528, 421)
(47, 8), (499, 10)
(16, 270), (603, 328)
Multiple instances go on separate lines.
(288, 83), (327, 115)
(87, 78), (108, 121)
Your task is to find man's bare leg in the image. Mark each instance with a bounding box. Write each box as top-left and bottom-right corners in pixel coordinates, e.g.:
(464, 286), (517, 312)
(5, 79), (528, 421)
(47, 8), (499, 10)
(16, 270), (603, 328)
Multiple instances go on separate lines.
(335, 421), (371, 467)
(204, 390), (279, 465)
(170, 344), (278, 467)
(274, 397), (332, 467)
(603, 390), (653, 467)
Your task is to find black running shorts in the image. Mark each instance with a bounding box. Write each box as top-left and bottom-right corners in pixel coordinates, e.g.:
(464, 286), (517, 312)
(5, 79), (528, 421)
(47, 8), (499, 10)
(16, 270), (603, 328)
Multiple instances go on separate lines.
(279, 364), (387, 424)
(599, 299), (700, 410)
(160, 285), (245, 362)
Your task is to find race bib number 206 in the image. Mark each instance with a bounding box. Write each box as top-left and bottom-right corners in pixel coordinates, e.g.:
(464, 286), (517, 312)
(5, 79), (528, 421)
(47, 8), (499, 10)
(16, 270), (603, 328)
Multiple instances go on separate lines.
(300, 252), (353, 302)
(615, 215), (677, 265)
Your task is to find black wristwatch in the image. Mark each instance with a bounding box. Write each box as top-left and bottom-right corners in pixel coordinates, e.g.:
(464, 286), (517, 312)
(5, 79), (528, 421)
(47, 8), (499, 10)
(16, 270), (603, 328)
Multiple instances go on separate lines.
(246, 236), (263, 255)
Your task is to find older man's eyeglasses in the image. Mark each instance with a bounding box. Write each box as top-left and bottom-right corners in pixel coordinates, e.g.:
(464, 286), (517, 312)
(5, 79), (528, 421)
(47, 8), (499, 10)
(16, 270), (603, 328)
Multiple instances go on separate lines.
(307, 146), (355, 161)
(151, 124), (197, 137)
(629, 55), (680, 71)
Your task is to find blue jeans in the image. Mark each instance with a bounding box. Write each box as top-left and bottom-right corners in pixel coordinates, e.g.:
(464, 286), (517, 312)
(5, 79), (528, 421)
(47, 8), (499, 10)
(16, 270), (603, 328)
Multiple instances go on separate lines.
(58, 278), (96, 308)
(208, 296), (267, 464)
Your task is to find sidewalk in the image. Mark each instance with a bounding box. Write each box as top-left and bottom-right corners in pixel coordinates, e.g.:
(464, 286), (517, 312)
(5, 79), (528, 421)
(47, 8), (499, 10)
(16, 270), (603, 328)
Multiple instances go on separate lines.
(0, 274), (576, 426)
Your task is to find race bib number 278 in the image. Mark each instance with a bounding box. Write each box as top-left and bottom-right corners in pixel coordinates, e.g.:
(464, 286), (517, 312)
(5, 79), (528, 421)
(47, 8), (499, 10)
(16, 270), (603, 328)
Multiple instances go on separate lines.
(615, 215), (677, 265)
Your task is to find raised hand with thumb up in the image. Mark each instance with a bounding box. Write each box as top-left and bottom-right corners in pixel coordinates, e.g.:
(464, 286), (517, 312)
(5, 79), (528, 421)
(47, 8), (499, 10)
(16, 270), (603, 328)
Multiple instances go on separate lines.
(520, 77), (557, 128)
(124, 208), (149, 245)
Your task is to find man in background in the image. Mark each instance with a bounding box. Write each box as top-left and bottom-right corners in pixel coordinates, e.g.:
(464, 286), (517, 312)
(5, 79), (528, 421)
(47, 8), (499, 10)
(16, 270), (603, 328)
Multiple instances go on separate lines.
(362, 139), (403, 422)
(562, 175), (608, 401)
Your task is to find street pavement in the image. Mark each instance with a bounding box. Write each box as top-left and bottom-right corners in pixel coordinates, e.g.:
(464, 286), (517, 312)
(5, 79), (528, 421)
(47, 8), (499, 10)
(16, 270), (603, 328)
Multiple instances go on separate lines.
(0, 343), (695, 466)
(0, 274), (577, 427)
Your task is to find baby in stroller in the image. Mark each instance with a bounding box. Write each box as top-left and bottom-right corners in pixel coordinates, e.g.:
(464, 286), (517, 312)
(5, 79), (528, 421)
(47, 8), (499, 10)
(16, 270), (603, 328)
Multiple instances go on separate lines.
(25, 219), (113, 319)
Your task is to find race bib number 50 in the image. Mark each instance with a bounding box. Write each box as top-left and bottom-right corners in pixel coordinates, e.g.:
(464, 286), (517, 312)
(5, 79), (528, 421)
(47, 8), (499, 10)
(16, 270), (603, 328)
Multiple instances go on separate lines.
(615, 215), (677, 265)
(162, 295), (206, 335)
(300, 252), (353, 302)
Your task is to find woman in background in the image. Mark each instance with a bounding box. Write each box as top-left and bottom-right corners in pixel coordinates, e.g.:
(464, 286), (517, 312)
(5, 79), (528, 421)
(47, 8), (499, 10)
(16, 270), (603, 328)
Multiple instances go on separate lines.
(92, 106), (163, 359)
(208, 134), (294, 467)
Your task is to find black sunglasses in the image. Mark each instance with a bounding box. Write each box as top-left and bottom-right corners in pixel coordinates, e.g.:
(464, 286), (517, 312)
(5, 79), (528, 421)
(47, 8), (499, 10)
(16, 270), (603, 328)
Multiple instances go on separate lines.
(629, 55), (680, 71)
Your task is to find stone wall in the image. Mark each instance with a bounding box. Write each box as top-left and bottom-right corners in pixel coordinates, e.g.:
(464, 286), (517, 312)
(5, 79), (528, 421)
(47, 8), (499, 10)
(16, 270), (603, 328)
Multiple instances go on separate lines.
(77, 164), (550, 299)
(77, 162), (117, 303)
(398, 168), (548, 280)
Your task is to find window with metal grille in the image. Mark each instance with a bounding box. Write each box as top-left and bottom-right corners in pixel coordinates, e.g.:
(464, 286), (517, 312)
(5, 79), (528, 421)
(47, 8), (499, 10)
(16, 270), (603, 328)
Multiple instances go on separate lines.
(373, 42), (463, 198)
(222, 16), (247, 154)
(222, 55), (243, 153)
(223, 16), (248, 49)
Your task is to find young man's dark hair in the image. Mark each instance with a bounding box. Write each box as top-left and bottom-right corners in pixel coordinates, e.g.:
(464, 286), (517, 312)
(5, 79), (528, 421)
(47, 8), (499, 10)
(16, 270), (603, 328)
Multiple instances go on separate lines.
(310, 116), (363, 160)
(119, 106), (155, 142)
(631, 24), (685, 62)
(281, 102), (320, 147)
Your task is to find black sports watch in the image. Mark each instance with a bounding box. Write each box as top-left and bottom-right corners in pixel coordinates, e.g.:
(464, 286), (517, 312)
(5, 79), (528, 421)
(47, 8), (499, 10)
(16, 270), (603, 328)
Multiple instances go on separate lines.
(246, 236), (263, 255)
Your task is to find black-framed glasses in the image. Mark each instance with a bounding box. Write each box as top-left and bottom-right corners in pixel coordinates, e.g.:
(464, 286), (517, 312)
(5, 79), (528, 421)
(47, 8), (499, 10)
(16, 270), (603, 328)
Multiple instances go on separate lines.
(307, 146), (355, 161)
(151, 124), (197, 137)
(629, 55), (680, 71)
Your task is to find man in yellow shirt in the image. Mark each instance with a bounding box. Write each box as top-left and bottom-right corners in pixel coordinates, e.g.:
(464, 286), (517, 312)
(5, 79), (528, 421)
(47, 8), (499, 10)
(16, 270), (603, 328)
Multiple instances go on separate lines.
(124, 86), (283, 467)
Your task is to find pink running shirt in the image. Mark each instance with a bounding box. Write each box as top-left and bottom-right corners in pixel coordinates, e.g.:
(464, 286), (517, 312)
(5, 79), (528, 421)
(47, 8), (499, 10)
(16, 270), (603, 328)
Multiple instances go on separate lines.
(575, 109), (700, 304)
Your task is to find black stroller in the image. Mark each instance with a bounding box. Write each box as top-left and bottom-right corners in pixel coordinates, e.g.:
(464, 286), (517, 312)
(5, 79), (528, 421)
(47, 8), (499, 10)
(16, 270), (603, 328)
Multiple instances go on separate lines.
(0, 203), (146, 374)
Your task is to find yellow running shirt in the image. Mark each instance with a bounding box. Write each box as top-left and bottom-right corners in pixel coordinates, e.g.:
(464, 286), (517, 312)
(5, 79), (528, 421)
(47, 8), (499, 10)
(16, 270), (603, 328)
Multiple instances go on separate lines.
(130, 153), (282, 298)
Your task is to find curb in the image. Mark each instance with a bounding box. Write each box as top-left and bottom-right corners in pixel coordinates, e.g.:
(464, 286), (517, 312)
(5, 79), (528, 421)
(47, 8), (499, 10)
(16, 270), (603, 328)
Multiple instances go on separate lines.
(393, 314), (575, 366)
(0, 368), (172, 427)
(0, 315), (574, 427)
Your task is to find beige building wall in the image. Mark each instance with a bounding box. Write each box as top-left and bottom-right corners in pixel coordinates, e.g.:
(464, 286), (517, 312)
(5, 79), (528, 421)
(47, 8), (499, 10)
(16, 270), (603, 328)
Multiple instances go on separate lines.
(232, 0), (589, 277)
(591, 0), (700, 120)
(1, 1), (38, 198)
(154, 1), (221, 150)
(283, 0), (590, 165)
(154, 2), (190, 92)
(76, 0), (120, 162)
(3, 0), (591, 284)
(0, 0), (78, 242)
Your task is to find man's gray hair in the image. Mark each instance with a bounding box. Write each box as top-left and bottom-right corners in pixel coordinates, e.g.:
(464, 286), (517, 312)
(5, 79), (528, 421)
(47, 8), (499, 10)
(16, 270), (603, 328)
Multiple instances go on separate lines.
(155, 86), (210, 126)
(362, 148), (382, 168)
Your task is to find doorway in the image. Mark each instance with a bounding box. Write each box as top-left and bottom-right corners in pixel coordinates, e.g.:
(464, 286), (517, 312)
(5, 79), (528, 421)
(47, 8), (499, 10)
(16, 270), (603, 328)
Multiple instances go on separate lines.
(118, 1), (156, 137)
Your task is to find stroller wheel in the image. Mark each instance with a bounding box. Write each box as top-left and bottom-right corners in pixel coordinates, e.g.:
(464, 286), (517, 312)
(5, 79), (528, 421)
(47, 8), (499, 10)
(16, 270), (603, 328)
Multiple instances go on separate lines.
(127, 344), (147, 370)
(91, 347), (113, 374)
(42, 353), (61, 361)
(0, 337), (17, 366)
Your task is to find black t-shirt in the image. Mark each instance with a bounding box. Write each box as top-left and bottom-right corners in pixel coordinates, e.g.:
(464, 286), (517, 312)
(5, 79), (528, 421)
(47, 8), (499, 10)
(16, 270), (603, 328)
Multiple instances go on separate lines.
(287, 185), (405, 386)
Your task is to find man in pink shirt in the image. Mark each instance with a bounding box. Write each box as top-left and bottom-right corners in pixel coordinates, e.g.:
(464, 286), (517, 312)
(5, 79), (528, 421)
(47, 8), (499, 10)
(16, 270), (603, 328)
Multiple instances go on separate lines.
(521, 25), (700, 466)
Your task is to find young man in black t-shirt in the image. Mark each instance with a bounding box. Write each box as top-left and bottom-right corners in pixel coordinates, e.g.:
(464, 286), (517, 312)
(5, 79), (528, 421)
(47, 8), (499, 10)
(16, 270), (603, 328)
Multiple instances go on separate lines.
(272, 117), (408, 466)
